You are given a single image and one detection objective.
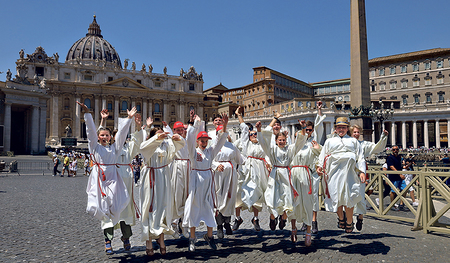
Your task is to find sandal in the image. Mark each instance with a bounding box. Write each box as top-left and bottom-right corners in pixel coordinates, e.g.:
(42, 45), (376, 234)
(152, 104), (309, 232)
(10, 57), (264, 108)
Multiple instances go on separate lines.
(305, 233), (312, 247)
(105, 241), (113, 255)
(337, 218), (346, 229)
(291, 228), (298, 243)
(121, 237), (131, 251)
(278, 215), (287, 230)
(156, 240), (167, 256)
(345, 222), (354, 233)
(146, 248), (155, 256)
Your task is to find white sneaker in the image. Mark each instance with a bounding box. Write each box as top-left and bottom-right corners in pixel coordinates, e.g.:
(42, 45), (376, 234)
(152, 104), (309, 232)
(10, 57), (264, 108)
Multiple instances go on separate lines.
(375, 198), (380, 206)
(182, 227), (190, 238)
(171, 223), (180, 238)
(188, 238), (196, 252)
(412, 201), (419, 207)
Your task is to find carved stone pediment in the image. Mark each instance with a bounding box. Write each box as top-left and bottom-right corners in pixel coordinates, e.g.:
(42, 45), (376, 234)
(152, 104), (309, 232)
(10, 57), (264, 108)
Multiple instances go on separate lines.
(24, 46), (56, 64)
(104, 77), (148, 90)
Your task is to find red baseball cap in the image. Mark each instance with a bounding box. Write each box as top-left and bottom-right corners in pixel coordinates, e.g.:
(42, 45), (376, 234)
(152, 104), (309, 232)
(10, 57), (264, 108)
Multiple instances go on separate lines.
(216, 125), (224, 132)
(197, 131), (212, 140)
(173, 121), (184, 129)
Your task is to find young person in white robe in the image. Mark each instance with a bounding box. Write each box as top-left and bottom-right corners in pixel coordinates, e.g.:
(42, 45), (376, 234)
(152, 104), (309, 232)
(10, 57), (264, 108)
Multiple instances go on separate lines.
(299, 101), (326, 235)
(207, 115), (223, 147)
(162, 112), (194, 239)
(77, 101), (136, 255)
(316, 117), (366, 233)
(289, 128), (321, 246)
(234, 107), (269, 232)
(212, 123), (244, 239)
(183, 113), (229, 252)
(97, 109), (145, 253)
(351, 125), (388, 231)
(256, 112), (307, 231)
(139, 126), (185, 256)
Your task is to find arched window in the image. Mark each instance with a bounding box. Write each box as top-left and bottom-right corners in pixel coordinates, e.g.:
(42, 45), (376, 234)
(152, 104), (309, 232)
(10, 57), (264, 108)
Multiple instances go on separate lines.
(121, 101), (128, 111)
(84, 98), (91, 109)
(136, 104), (141, 112)
(190, 105), (194, 111)
(155, 103), (160, 112)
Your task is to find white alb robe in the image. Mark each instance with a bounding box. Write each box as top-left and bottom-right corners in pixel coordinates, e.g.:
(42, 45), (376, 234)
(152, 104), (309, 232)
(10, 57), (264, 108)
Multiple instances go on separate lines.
(101, 129), (144, 229)
(182, 120), (228, 228)
(139, 135), (185, 240)
(85, 113), (131, 227)
(354, 133), (388, 215)
(235, 122), (268, 212)
(317, 134), (366, 212)
(258, 129), (307, 217)
(212, 141), (244, 217)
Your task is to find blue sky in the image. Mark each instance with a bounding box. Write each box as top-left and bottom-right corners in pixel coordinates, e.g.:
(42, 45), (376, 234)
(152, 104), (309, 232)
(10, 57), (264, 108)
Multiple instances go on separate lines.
(1, 1), (449, 90)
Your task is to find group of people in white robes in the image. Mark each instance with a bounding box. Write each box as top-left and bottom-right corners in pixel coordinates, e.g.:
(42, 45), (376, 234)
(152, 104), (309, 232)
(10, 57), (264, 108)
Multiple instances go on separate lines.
(79, 99), (388, 256)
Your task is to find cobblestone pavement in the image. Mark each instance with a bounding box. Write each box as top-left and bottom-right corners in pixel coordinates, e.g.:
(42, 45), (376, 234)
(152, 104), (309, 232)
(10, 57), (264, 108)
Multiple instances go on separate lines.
(1, 156), (449, 262)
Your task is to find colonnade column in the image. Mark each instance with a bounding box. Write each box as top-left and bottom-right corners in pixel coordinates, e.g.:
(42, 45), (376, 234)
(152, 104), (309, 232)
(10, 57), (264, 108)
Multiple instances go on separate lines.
(391, 122), (396, 146)
(114, 97), (119, 130)
(142, 99), (148, 124)
(197, 102), (203, 121)
(402, 121), (407, 149)
(413, 121), (418, 148)
(50, 94), (59, 139)
(436, 119), (441, 148)
(131, 98), (136, 132)
(31, 106), (39, 154)
(424, 120), (429, 148)
(291, 124), (295, 142)
(163, 102), (169, 122)
(39, 106), (47, 153)
(4, 102), (11, 151)
(148, 100), (153, 120)
(178, 101), (184, 122)
(94, 96), (100, 126)
(74, 95), (81, 139)
(101, 95), (107, 111)
(447, 119), (450, 148)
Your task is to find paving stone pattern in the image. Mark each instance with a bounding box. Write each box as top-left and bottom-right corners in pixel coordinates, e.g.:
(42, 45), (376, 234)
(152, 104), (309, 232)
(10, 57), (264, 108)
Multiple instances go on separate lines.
(1, 156), (449, 262)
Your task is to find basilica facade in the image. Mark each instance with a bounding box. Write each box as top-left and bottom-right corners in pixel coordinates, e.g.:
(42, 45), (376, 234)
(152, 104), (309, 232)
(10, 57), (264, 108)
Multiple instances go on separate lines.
(0, 16), (205, 154)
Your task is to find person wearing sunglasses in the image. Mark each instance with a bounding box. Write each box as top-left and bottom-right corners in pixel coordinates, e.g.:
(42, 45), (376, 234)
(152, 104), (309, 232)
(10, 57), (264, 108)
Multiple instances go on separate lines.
(351, 125), (388, 231)
(233, 107), (269, 232)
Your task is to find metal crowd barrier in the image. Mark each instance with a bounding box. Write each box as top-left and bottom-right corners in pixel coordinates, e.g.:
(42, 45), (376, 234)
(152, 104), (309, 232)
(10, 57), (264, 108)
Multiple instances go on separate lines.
(16, 161), (52, 171)
(317, 168), (450, 235)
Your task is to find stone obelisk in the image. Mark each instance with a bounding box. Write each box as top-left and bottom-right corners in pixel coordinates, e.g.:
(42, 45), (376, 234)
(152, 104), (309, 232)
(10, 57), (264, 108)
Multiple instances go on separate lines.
(349, 0), (372, 141)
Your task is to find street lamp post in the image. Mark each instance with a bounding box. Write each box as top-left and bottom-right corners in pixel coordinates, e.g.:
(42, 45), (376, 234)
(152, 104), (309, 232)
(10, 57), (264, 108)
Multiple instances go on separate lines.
(232, 126), (241, 140)
(369, 99), (394, 132)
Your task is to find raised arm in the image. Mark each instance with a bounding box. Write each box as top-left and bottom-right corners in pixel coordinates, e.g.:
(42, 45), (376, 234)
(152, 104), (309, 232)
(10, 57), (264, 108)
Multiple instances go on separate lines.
(362, 130), (388, 157)
(98, 109), (109, 130)
(113, 107), (136, 152)
(77, 101), (97, 152)
(235, 106), (244, 124)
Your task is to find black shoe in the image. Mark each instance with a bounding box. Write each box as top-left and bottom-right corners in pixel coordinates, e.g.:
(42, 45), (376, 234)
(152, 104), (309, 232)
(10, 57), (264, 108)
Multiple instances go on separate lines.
(232, 218), (243, 231)
(178, 218), (183, 235)
(224, 222), (233, 235)
(203, 234), (217, 250)
(251, 217), (261, 231)
(217, 225), (224, 239)
(356, 217), (363, 231)
(278, 216), (287, 230)
(311, 221), (318, 234)
(398, 204), (405, 211)
(269, 217), (278, 231)
(300, 223), (307, 232)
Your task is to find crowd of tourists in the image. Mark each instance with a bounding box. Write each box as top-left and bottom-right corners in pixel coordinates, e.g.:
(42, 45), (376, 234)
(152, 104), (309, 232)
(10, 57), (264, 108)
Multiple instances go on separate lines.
(76, 100), (391, 256)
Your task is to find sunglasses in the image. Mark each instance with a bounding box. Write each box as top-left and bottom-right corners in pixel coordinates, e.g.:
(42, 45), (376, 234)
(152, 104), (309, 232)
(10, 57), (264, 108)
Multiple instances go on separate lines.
(306, 129), (313, 132)
(250, 133), (257, 136)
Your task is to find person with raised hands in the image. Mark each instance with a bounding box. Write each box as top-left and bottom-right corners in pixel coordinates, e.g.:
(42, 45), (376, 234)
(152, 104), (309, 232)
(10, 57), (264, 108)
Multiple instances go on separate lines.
(256, 114), (307, 232)
(233, 106), (269, 232)
(183, 113), (229, 252)
(139, 122), (185, 257)
(76, 101), (136, 255)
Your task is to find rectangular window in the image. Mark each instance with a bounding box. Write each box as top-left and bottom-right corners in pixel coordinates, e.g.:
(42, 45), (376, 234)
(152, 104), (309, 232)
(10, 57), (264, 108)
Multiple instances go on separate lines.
(107, 103), (112, 110)
(35, 67), (44, 77)
(401, 66), (407, 73)
(108, 76), (113, 82)
(403, 98), (408, 105)
(390, 82), (396, 89)
(425, 62), (431, 70)
(401, 82), (407, 88)
(155, 82), (161, 87)
(64, 73), (71, 79)
(370, 70), (375, 77)
(330, 86), (336, 93)
(337, 85), (343, 92)
(137, 79), (141, 84)
(437, 61), (443, 68)
(380, 84), (386, 90)
(371, 85), (376, 92)
(425, 79), (431, 85)
(426, 95), (432, 103)
(379, 69), (385, 76)
(390, 67), (396, 75)
(413, 64), (419, 71)
(413, 80), (420, 87)
(343, 84), (350, 91)
(439, 94), (444, 102)
(84, 75), (93, 81)
(171, 83), (176, 89)
(437, 78), (444, 84)
(414, 96), (420, 103)
(189, 83), (195, 90)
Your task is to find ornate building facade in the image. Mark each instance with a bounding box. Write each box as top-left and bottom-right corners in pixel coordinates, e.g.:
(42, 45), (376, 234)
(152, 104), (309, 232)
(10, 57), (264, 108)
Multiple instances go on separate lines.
(0, 16), (205, 154)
